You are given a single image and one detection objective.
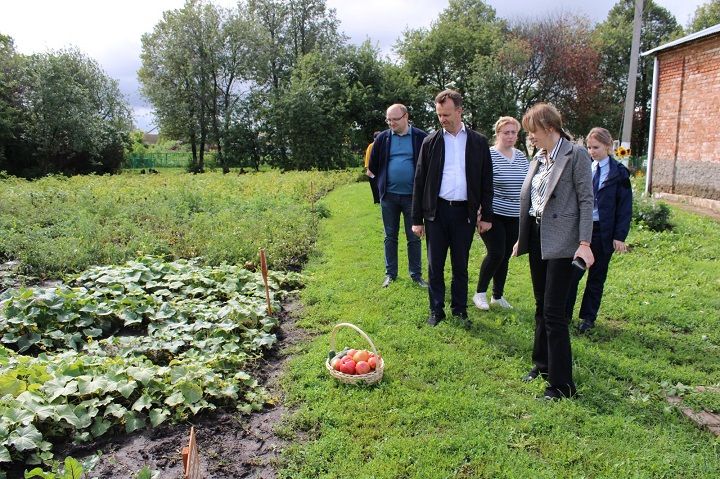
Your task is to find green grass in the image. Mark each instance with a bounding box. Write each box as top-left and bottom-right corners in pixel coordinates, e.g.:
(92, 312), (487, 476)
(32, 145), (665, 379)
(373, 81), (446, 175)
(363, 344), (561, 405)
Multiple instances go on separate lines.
(0, 169), (356, 277)
(278, 183), (720, 479)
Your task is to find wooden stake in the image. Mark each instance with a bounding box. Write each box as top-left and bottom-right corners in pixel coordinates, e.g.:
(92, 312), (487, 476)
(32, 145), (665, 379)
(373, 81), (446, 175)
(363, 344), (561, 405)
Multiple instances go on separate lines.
(260, 249), (272, 315)
(183, 426), (201, 479)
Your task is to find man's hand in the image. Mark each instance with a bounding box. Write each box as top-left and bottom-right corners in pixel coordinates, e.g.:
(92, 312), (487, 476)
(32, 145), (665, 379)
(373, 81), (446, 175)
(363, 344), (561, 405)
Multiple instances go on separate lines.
(412, 225), (424, 238)
(477, 221), (492, 235)
(366, 169), (375, 178)
(511, 241), (519, 257)
(613, 240), (628, 253)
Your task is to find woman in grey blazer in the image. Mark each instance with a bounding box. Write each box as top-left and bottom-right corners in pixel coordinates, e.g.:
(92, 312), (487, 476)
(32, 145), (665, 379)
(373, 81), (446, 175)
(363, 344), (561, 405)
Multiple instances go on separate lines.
(512, 103), (594, 400)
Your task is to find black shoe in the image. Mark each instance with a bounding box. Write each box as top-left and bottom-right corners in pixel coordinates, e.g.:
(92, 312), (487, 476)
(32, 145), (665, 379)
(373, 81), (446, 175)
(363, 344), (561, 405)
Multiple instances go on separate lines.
(426, 310), (445, 326)
(453, 311), (471, 329)
(578, 319), (595, 333)
(541, 385), (577, 401)
(382, 276), (395, 288)
(411, 276), (428, 288)
(522, 367), (547, 383)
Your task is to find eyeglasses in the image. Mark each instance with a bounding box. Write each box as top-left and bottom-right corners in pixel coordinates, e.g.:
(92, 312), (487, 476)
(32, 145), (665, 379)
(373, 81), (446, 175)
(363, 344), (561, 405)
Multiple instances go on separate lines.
(385, 112), (407, 124)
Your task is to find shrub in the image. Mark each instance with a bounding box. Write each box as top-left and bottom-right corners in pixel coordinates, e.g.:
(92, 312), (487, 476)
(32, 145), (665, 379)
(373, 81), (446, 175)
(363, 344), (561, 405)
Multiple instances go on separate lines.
(633, 195), (672, 232)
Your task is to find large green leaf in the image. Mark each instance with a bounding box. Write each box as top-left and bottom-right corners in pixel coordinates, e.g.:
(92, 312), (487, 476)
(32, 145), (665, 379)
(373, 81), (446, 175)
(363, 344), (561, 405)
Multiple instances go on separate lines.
(7, 424), (42, 452)
(63, 456), (84, 479)
(123, 411), (145, 433)
(90, 417), (112, 438)
(149, 408), (169, 427)
(131, 394), (152, 412)
(0, 375), (26, 397)
(178, 382), (203, 404)
(0, 445), (11, 462)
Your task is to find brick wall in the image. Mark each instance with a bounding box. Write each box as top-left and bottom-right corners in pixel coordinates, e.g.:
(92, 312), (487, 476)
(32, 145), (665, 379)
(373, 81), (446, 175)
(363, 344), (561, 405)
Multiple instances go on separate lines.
(652, 34), (720, 200)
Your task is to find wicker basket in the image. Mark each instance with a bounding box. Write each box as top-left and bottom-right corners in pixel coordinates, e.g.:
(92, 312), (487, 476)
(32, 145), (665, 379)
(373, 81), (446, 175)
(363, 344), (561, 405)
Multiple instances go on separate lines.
(325, 322), (384, 385)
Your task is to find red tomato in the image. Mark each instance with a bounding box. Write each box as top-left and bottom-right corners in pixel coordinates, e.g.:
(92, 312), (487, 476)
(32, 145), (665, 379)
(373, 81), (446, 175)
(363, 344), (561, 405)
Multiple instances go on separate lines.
(355, 361), (371, 375)
(340, 359), (356, 375)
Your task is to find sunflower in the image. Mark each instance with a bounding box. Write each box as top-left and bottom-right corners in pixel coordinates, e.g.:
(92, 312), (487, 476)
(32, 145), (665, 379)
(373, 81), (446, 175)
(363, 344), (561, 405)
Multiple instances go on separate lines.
(615, 145), (631, 159)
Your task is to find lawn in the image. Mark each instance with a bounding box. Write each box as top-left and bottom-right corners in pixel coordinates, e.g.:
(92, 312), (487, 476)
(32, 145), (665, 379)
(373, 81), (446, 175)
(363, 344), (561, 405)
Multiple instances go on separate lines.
(279, 181), (720, 478)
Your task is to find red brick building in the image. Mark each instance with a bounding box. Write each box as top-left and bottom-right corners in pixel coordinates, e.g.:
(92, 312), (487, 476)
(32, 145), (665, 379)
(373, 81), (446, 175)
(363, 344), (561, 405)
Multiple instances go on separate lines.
(643, 24), (720, 205)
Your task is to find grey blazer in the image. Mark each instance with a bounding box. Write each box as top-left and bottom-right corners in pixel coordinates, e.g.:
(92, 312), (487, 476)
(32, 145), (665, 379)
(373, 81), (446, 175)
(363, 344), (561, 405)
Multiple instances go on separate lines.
(517, 139), (593, 259)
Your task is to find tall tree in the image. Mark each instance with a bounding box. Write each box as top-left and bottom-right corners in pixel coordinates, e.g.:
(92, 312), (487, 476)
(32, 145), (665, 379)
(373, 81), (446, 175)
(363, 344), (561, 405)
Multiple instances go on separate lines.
(19, 48), (132, 175)
(272, 51), (351, 170)
(0, 34), (24, 170)
(593, 0), (683, 156)
(687, 0), (720, 33)
(140, 0), (223, 172)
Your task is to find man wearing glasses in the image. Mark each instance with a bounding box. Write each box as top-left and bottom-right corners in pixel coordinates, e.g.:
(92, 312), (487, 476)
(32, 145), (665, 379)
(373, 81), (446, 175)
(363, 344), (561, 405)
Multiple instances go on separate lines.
(369, 104), (429, 288)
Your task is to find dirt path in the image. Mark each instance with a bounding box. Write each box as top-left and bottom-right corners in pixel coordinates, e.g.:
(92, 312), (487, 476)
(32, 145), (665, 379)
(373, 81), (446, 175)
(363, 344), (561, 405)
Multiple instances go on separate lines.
(66, 298), (308, 479)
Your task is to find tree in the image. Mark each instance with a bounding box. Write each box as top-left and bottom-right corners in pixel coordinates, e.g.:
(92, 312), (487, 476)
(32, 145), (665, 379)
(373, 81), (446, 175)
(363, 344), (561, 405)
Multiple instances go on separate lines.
(0, 34), (25, 171)
(687, 0), (720, 33)
(271, 52), (351, 170)
(593, 0), (683, 155)
(141, 1), (217, 172)
(247, 0), (345, 167)
(337, 41), (426, 153)
(396, 0), (505, 130)
(18, 48), (132, 175)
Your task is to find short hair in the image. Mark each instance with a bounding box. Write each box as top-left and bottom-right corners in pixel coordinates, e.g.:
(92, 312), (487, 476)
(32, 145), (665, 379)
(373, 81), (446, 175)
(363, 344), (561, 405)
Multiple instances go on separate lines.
(494, 116), (520, 135)
(435, 89), (463, 108)
(586, 127), (613, 148)
(387, 104), (408, 116)
(522, 103), (570, 140)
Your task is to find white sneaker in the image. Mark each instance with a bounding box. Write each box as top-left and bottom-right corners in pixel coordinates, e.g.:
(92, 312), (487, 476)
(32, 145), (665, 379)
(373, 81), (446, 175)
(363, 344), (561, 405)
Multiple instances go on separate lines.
(490, 296), (513, 309)
(473, 292), (489, 310)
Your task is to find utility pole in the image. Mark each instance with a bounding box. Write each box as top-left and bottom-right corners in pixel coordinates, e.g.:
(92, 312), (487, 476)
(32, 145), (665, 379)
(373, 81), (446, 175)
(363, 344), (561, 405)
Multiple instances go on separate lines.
(620, 0), (644, 167)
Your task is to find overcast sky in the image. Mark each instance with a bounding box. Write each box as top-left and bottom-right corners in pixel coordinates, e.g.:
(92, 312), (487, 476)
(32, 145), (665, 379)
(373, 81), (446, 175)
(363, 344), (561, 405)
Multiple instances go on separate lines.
(0, 0), (708, 131)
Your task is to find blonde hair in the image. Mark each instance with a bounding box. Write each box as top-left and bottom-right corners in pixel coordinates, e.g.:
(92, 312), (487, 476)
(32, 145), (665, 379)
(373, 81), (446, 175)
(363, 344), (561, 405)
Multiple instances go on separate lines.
(494, 116), (520, 135)
(522, 103), (570, 140)
(586, 127), (613, 148)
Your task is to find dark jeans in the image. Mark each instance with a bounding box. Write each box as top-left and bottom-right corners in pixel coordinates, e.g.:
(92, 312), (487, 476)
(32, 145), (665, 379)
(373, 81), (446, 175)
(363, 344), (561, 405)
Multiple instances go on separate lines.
(528, 221), (575, 394)
(566, 222), (613, 323)
(380, 192), (421, 279)
(477, 214), (519, 298)
(425, 199), (475, 315)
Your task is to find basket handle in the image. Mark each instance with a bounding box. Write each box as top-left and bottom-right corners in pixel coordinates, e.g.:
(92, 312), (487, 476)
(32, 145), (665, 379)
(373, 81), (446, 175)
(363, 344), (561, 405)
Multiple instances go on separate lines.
(329, 323), (379, 358)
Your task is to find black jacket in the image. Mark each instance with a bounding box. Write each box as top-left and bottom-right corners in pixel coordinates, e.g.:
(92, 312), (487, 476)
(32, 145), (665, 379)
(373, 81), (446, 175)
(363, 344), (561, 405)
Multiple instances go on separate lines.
(412, 127), (493, 224)
(368, 126), (428, 200)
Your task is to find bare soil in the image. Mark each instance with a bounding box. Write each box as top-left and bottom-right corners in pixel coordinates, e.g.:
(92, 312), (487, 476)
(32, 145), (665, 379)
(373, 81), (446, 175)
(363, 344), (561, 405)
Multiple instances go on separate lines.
(65, 298), (308, 479)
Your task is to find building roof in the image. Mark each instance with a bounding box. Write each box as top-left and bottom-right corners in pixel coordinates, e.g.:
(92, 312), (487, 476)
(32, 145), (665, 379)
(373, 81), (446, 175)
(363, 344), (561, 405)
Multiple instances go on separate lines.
(642, 23), (720, 57)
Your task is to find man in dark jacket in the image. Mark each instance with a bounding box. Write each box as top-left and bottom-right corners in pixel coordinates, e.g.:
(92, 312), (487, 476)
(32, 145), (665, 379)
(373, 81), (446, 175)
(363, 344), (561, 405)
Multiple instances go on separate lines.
(369, 104), (429, 288)
(412, 90), (493, 327)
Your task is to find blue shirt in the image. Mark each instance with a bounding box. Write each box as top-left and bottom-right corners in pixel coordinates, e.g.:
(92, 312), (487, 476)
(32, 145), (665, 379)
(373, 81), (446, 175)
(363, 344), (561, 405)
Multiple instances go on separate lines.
(387, 132), (415, 195)
(592, 156), (610, 221)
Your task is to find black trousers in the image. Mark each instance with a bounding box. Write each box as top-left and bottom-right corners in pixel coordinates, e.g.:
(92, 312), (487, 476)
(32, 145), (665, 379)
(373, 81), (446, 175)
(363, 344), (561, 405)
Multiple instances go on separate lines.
(528, 220), (575, 393)
(477, 214), (519, 298)
(566, 222), (613, 323)
(425, 199), (475, 315)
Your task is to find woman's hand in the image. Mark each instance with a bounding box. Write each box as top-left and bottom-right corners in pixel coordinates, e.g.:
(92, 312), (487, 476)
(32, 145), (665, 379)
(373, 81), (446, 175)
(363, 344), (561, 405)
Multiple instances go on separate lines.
(511, 241), (519, 257)
(574, 244), (594, 268)
(412, 225), (424, 238)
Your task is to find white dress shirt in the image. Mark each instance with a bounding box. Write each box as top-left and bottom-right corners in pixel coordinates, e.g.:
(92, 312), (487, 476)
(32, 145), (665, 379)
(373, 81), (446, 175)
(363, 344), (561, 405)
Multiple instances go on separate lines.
(439, 123), (468, 201)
